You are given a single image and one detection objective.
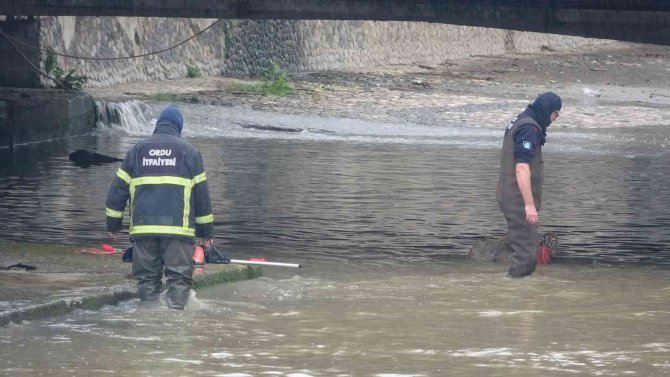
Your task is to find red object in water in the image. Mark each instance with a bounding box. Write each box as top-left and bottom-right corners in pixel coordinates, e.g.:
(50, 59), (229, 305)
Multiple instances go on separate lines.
(102, 244), (116, 252)
(193, 245), (205, 265)
(537, 245), (552, 265)
(250, 257), (267, 262)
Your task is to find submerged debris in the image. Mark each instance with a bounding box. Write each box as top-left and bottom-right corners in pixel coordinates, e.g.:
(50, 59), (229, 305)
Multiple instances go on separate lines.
(469, 232), (559, 263)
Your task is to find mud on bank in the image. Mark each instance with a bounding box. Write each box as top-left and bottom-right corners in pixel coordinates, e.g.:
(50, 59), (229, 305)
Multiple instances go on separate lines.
(89, 42), (670, 130)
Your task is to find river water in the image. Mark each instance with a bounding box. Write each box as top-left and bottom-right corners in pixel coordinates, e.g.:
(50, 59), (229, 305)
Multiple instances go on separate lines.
(0, 99), (669, 375)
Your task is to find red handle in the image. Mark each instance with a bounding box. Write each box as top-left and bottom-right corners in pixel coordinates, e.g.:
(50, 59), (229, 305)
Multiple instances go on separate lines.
(102, 244), (115, 252)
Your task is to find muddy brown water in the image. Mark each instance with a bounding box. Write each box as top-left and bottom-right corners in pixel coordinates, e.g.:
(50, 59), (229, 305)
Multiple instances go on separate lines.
(0, 99), (669, 376)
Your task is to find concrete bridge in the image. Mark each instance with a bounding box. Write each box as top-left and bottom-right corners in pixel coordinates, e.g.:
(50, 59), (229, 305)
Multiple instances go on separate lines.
(2, 0), (670, 45)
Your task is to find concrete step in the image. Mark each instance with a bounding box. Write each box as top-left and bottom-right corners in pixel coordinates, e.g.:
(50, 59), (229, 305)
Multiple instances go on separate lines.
(0, 241), (261, 326)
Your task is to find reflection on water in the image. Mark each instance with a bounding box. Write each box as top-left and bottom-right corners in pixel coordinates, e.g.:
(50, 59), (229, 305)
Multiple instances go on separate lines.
(0, 101), (669, 375)
(0, 110), (669, 264)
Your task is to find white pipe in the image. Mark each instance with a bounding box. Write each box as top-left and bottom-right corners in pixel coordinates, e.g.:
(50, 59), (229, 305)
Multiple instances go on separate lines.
(229, 259), (301, 268)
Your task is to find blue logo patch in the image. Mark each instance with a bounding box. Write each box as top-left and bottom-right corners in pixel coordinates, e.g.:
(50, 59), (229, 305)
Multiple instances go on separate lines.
(522, 140), (534, 150)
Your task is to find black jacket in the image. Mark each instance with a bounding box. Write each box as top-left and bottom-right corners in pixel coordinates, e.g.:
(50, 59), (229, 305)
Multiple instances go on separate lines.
(105, 122), (214, 239)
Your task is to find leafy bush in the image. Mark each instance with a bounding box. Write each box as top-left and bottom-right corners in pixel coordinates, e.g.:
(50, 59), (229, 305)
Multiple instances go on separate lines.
(231, 60), (293, 96)
(186, 65), (201, 78)
(51, 67), (88, 90)
(44, 49), (88, 90)
(260, 60), (293, 96)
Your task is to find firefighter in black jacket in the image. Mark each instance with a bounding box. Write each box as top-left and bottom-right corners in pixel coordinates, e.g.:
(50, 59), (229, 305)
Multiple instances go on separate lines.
(106, 106), (214, 309)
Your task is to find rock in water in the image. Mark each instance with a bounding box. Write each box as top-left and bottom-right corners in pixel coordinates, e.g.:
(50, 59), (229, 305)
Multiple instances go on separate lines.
(469, 235), (512, 263)
(68, 149), (122, 168)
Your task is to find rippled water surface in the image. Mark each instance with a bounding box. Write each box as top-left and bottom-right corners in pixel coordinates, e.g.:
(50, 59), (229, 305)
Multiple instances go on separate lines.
(0, 100), (669, 375)
(1, 101), (669, 264)
(1, 263), (669, 376)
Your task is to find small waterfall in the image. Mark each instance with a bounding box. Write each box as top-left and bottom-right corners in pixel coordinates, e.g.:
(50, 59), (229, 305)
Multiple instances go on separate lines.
(95, 100), (152, 134)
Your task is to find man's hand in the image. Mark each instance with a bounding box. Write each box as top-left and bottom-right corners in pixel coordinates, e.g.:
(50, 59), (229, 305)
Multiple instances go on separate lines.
(515, 163), (538, 224)
(524, 204), (539, 224)
(202, 238), (214, 248)
(108, 231), (119, 242)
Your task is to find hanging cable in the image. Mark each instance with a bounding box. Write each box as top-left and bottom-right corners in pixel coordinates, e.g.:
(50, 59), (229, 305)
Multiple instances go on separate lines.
(0, 18), (222, 61)
(0, 27), (64, 87)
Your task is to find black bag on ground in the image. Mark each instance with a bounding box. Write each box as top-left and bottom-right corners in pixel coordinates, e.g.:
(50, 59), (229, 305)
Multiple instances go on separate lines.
(204, 245), (230, 264)
(122, 246), (133, 263)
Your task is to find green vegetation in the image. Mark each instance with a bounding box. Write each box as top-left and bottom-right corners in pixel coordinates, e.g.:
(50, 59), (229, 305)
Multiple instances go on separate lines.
(44, 49), (88, 90)
(44, 48), (57, 74)
(192, 265), (263, 289)
(186, 65), (201, 78)
(145, 91), (186, 102)
(232, 60), (294, 96)
(262, 60), (293, 95)
(223, 25), (233, 59)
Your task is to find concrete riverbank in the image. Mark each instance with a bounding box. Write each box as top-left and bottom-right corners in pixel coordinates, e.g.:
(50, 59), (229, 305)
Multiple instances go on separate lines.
(0, 241), (262, 327)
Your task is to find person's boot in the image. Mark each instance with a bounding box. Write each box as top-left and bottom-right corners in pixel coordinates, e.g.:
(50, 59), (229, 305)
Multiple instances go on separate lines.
(166, 281), (191, 310)
(507, 259), (536, 278)
(138, 278), (162, 305)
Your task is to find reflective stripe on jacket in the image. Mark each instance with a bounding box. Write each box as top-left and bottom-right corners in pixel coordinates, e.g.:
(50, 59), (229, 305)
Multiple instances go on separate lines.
(105, 123), (214, 238)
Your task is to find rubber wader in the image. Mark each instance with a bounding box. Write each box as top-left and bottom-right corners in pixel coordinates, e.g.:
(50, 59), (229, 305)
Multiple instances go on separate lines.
(132, 237), (196, 309)
(497, 118), (544, 278)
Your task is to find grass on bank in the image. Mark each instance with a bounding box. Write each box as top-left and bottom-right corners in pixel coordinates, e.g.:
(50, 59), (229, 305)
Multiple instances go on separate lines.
(230, 81), (293, 96)
(146, 91), (187, 102)
(230, 60), (294, 96)
(144, 60), (294, 102)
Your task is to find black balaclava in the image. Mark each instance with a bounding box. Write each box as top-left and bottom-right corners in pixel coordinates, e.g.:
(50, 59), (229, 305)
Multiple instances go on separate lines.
(154, 106), (184, 136)
(518, 92), (562, 143)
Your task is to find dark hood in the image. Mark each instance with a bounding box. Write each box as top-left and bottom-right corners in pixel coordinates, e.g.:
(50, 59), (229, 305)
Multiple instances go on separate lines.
(517, 92), (562, 143)
(154, 106), (183, 136)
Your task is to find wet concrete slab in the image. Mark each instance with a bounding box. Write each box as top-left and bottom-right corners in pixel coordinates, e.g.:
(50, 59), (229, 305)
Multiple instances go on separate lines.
(0, 241), (262, 326)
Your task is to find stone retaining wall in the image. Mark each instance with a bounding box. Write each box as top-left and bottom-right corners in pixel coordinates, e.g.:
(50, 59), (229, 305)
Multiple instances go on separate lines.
(40, 17), (610, 88)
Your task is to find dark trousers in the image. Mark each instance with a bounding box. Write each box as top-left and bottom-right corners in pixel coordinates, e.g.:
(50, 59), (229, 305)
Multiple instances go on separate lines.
(132, 237), (195, 309)
(501, 204), (539, 278)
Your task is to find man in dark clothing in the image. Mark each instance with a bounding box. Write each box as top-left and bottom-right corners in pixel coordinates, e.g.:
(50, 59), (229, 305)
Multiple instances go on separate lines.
(105, 106), (214, 309)
(497, 92), (562, 278)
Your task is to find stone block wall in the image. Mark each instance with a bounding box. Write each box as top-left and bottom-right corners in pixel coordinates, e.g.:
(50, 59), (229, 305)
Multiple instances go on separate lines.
(38, 17), (610, 88)
(39, 16), (225, 88)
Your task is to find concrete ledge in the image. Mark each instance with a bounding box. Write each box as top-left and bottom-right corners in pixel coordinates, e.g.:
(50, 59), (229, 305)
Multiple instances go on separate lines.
(0, 287), (136, 327)
(0, 241), (262, 327)
(0, 88), (95, 148)
(0, 264), (262, 327)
